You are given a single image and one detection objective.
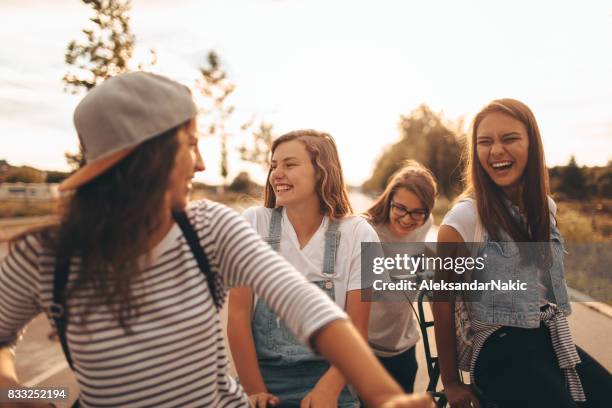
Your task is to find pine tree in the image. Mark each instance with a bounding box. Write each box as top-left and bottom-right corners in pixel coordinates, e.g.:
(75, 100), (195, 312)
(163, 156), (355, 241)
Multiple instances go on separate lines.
(558, 156), (588, 199)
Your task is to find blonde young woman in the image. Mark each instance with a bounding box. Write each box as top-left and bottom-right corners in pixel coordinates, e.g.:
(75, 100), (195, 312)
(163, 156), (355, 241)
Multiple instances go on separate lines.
(364, 161), (437, 393)
(229, 130), (391, 407)
(0, 74), (434, 408)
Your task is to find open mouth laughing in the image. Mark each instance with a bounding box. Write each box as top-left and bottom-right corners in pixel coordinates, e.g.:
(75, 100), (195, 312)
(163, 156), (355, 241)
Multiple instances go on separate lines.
(275, 183), (293, 194)
(490, 160), (514, 173)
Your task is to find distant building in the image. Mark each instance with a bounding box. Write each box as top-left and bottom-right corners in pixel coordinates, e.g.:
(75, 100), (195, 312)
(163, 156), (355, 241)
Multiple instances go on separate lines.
(0, 183), (59, 201)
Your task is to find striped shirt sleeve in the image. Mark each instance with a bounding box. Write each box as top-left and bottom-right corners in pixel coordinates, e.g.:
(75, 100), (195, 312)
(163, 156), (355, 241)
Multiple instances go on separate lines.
(195, 201), (348, 345)
(0, 235), (44, 347)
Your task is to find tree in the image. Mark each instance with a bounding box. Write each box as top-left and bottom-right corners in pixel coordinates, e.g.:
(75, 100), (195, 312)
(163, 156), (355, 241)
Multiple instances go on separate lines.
(63, 0), (155, 169)
(63, 0), (135, 93)
(557, 156), (588, 199)
(239, 121), (275, 169)
(228, 171), (258, 194)
(197, 51), (236, 186)
(64, 147), (87, 171)
(5, 166), (45, 183)
(45, 171), (71, 184)
(596, 170), (612, 198)
(363, 104), (465, 198)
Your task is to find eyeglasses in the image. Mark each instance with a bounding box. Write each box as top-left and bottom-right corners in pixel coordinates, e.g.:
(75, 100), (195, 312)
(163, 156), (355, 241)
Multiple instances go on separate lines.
(390, 201), (428, 221)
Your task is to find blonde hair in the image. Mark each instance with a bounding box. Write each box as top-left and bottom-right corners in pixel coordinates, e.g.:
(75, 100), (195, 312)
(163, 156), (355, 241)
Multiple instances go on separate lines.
(263, 130), (353, 219)
(365, 160), (437, 226)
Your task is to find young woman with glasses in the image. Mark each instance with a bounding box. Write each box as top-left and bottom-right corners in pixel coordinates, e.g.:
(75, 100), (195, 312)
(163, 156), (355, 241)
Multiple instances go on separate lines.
(363, 160), (438, 393)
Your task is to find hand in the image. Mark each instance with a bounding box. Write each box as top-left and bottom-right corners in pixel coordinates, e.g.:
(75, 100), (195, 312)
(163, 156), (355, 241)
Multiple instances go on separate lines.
(300, 382), (340, 408)
(248, 392), (279, 408)
(379, 392), (435, 408)
(444, 383), (480, 408)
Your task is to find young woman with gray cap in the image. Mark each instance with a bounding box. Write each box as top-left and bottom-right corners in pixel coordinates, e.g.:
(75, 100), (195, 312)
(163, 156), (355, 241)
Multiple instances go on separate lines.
(0, 72), (434, 407)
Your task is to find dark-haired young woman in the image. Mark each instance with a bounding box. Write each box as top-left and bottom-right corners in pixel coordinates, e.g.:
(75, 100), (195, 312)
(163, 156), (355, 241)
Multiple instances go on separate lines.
(434, 98), (612, 408)
(0, 72), (434, 408)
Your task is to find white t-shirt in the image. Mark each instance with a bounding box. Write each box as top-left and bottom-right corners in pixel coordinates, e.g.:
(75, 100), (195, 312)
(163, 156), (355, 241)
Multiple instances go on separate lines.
(441, 197), (557, 243)
(441, 197), (558, 305)
(367, 215), (432, 357)
(242, 206), (379, 310)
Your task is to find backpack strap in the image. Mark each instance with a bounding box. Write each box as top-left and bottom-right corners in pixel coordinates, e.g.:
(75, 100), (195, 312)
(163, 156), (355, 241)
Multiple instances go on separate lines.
(172, 210), (223, 311)
(51, 251), (73, 370)
(51, 210), (222, 375)
(51, 251), (81, 407)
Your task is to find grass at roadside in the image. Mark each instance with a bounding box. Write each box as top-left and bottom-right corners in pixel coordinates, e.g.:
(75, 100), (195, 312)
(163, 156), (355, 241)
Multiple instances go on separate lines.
(0, 200), (58, 218)
(556, 200), (611, 304)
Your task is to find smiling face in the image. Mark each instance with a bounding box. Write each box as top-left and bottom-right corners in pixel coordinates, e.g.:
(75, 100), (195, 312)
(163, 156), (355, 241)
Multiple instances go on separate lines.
(268, 140), (318, 209)
(166, 118), (205, 210)
(476, 111), (529, 196)
(387, 187), (428, 237)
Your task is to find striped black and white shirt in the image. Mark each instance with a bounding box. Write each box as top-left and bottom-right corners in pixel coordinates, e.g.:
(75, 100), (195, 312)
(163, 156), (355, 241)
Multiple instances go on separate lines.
(0, 200), (347, 407)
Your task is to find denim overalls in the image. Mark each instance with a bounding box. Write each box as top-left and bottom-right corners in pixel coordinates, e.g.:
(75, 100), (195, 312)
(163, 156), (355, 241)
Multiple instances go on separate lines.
(469, 203), (571, 328)
(251, 208), (358, 407)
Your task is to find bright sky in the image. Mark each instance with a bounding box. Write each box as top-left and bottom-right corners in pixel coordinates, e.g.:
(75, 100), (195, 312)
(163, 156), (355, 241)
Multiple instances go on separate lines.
(1, 0), (611, 185)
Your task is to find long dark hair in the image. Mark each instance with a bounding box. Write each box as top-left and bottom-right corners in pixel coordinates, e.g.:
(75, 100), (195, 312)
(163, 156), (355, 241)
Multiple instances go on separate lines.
(37, 123), (184, 330)
(465, 98), (550, 243)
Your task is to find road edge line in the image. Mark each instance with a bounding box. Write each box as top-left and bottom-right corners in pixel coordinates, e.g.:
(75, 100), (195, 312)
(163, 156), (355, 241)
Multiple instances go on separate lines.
(569, 287), (612, 319)
(24, 361), (68, 387)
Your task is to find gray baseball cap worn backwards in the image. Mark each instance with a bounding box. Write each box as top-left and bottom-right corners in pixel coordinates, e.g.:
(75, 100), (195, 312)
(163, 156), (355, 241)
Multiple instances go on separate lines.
(59, 71), (198, 191)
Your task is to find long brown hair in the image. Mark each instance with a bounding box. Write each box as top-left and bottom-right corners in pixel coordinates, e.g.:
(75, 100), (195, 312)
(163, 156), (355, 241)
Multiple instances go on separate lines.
(464, 98), (550, 242)
(27, 122), (185, 330)
(365, 160), (438, 226)
(263, 130), (353, 219)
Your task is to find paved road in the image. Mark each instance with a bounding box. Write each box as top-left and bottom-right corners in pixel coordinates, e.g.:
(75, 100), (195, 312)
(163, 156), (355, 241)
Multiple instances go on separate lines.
(2, 194), (610, 405)
(10, 297), (612, 405)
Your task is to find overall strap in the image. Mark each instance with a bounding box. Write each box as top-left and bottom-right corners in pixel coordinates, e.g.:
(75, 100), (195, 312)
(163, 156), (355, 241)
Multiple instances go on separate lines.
(172, 210), (222, 311)
(266, 207), (283, 251)
(322, 219), (341, 277)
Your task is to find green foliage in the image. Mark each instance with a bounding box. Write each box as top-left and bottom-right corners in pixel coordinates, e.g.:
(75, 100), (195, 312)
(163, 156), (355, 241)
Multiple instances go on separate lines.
(197, 51), (236, 185)
(64, 145), (87, 172)
(4, 166), (45, 183)
(63, 0), (135, 93)
(45, 171), (71, 183)
(550, 159), (611, 199)
(363, 104), (465, 199)
(62, 0), (156, 169)
(239, 121), (275, 169)
(557, 156), (588, 199)
(596, 170), (612, 198)
(228, 171), (257, 194)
